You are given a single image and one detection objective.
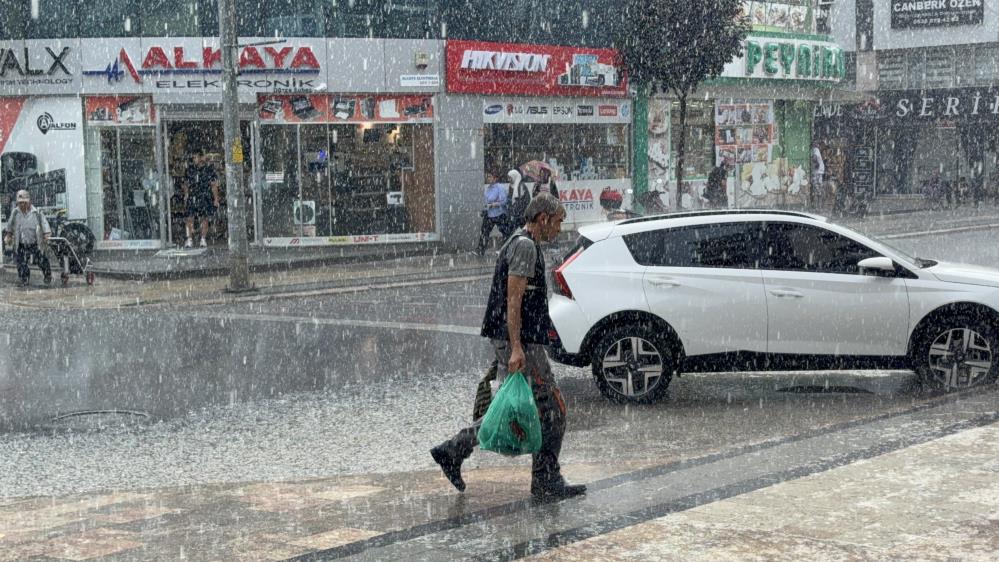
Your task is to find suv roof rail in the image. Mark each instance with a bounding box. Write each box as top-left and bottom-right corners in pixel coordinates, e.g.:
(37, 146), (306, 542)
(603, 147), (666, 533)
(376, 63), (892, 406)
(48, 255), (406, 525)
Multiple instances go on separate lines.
(618, 209), (823, 226)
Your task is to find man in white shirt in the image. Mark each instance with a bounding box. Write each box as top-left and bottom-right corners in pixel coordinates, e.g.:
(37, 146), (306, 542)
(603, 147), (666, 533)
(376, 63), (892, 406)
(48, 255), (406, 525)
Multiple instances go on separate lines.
(3, 190), (52, 287)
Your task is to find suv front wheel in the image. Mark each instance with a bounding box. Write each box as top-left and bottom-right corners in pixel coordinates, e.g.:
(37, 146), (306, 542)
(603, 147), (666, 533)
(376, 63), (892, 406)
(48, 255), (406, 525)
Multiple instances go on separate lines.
(591, 324), (677, 404)
(913, 312), (998, 391)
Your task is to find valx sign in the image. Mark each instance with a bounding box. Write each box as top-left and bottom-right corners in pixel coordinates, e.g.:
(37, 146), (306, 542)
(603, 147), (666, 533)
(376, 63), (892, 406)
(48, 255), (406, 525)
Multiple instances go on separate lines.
(721, 36), (845, 82)
(0, 42), (78, 93)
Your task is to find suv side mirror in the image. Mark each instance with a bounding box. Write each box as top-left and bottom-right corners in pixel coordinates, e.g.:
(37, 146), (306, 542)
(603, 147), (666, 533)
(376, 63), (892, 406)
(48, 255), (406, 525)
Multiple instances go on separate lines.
(858, 256), (896, 275)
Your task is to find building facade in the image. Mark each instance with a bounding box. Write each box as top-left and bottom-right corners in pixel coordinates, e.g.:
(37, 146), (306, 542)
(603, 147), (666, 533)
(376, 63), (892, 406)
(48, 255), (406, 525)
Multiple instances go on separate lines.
(641, 1), (855, 212)
(819, 0), (999, 206)
(0, 0), (628, 251)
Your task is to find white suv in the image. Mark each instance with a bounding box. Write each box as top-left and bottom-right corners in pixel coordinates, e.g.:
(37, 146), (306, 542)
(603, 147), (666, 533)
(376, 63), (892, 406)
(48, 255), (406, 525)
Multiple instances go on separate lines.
(548, 211), (999, 403)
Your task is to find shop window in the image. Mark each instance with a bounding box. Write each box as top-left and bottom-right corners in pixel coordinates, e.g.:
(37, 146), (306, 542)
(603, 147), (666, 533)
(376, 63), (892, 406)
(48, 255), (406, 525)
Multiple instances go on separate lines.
(260, 121), (434, 239)
(924, 48), (954, 89)
(877, 51), (906, 90)
(143, 0), (202, 36)
(906, 51), (926, 90)
(671, 100), (713, 180)
(975, 46), (999, 86)
(814, 0), (832, 35)
(0, 1), (29, 40)
(82, 0), (142, 37)
(484, 123), (630, 183)
(249, 0), (325, 37)
(97, 128), (160, 242)
(24, 0), (80, 39)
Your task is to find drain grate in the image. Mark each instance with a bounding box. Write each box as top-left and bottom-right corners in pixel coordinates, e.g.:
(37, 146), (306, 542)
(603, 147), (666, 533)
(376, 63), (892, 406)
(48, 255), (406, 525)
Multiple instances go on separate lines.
(776, 385), (873, 394)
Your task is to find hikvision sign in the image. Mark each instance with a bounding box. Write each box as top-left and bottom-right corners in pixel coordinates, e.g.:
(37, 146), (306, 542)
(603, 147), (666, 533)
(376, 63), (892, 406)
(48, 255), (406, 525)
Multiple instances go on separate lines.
(446, 40), (628, 97)
(459, 50), (551, 73)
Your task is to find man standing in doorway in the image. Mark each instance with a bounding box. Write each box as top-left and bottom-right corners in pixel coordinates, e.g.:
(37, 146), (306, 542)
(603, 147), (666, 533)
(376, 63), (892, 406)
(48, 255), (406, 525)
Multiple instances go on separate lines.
(431, 193), (587, 504)
(183, 149), (220, 248)
(811, 141), (826, 212)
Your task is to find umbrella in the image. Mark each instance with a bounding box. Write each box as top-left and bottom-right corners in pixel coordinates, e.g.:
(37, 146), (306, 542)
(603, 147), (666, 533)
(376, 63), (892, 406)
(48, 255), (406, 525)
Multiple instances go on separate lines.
(518, 160), (558, 183)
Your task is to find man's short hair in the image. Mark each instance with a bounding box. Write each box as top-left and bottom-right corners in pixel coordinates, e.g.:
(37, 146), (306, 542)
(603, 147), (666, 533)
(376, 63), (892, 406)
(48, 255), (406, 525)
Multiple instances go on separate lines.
(524, 192), (564, 223)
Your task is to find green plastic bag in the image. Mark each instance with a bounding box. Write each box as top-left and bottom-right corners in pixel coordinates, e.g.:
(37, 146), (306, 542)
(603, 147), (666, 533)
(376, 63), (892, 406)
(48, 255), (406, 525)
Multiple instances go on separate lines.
(477, 371), (542, 456)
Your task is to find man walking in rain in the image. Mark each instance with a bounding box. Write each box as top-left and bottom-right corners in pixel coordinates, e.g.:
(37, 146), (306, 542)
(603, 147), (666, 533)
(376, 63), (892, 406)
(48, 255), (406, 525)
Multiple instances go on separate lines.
(3, 190), (52, 287)
(431, 193), (587, 504)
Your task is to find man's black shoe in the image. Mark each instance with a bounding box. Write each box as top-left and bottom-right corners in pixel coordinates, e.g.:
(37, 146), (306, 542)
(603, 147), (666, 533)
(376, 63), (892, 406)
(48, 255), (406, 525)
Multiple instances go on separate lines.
(430, 445), (466, 492)
(531, 482), (587, 504)
(17, 279), (28, 288)
(43, 275), (52, 285)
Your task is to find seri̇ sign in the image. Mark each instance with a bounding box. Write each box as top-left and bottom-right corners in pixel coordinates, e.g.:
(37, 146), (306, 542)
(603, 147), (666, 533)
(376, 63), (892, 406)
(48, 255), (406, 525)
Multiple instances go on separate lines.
(891, 0), (984, 29)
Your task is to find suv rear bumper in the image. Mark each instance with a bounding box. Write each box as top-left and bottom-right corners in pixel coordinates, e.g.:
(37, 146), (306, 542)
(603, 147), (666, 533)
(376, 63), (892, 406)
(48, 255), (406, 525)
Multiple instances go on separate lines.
(546, 337), (591, 367)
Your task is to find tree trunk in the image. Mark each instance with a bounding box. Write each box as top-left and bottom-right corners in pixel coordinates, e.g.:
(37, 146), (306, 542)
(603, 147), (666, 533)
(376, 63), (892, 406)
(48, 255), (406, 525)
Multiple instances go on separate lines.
(675, 93), (688, 208)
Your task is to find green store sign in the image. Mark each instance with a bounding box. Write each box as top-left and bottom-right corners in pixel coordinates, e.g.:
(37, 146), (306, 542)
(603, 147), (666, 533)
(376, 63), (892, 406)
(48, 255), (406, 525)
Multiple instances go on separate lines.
(738, 37), (846, 82)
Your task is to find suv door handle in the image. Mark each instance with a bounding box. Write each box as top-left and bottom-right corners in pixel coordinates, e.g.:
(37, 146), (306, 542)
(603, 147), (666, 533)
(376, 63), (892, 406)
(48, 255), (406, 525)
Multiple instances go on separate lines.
(648, 277), (681, 288)
(769, 289), (805, 298)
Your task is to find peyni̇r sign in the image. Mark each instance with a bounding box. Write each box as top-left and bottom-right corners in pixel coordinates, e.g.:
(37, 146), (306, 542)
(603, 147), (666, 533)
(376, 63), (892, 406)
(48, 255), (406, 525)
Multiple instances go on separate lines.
(721, 36), (846, 82)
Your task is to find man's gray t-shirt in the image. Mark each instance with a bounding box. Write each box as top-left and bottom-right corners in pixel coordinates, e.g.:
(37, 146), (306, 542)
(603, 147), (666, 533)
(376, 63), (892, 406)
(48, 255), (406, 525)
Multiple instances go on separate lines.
(503, 229), (537, 278)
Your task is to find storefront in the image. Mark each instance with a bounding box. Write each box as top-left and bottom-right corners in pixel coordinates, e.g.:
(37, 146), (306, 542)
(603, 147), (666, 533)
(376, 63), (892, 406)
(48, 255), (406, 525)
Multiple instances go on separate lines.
(645, 32), (850, 210)
(255, 93), (436, 245)
(2, 37), (444, 250)
(445, 40), (632, 230)
(814, 89), (999, 201)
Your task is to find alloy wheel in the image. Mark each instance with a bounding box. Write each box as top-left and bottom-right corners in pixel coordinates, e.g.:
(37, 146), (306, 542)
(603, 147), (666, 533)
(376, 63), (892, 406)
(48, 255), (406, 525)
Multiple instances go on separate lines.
(927, 328), (994, 389)
(601, 337), (665, 398)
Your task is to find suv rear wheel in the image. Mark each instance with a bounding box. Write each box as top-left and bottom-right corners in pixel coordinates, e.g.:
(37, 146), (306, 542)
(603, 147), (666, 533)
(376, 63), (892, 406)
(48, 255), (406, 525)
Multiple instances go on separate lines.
(591, 324), (677, 404)
(914, 312), (998, 391)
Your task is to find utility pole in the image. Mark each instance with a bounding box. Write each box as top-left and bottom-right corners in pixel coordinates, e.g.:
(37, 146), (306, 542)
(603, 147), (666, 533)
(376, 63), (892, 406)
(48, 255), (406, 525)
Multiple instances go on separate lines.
(219, 0), (252, 292)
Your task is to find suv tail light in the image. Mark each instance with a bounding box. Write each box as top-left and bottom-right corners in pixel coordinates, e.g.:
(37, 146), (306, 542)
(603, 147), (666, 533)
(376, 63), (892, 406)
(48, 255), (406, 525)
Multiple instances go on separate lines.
(553, 247), (584, 299)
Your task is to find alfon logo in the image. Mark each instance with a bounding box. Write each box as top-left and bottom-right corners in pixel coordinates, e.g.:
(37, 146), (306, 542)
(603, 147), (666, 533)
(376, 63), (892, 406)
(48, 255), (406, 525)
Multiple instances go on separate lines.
(37, 112), (76, 134)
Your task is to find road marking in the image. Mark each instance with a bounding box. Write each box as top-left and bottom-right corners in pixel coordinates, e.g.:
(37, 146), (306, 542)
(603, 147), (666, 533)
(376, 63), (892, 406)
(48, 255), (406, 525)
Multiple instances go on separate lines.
(189, 311), (482, 336)
(880, 222), (999, 240)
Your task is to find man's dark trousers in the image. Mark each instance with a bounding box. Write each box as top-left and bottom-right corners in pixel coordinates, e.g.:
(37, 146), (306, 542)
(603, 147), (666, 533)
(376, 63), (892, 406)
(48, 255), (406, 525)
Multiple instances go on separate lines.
(15, 243), (51, 282)
(441, 341), (567, 486)
(477, 214), (513, 254)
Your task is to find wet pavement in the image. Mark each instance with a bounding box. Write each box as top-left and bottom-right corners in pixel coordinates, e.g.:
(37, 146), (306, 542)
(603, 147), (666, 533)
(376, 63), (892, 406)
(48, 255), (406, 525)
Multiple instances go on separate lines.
(1, 209), (999, 559)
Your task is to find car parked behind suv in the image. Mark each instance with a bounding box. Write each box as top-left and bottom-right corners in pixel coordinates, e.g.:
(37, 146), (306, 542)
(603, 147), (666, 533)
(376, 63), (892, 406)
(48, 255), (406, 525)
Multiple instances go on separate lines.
(548, 210), (999, 403)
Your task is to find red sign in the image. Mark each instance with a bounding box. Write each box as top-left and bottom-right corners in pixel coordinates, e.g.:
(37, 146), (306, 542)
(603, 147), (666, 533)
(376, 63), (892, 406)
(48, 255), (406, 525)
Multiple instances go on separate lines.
(85, 96), (156, 125)
(257, 94), (434, 124)
(446, 40), (627, 97)
(0, 97), (26, 153)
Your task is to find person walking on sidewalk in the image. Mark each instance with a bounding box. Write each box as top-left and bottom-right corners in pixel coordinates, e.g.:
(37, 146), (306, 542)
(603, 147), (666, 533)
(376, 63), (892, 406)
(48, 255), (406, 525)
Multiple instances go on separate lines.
(431, 193), (587, 504)
(183, 149), (220, 249)
(810, 141), (826, 212)
(476, 171), (513, 256)
(3, 190), (52, 287)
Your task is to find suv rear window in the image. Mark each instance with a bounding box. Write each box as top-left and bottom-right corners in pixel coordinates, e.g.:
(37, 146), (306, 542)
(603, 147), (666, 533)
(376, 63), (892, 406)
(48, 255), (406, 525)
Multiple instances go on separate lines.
(624, 222), (764, 268)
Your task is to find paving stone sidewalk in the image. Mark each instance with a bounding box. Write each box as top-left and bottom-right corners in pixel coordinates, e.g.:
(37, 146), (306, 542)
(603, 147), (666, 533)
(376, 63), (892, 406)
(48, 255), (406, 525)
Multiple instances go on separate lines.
(2, 388), (998, 561)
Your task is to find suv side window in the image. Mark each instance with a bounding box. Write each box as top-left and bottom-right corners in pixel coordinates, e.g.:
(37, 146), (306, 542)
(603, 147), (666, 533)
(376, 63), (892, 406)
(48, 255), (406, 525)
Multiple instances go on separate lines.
(625, 222), (764, 268)
(763, 222), (881, 274)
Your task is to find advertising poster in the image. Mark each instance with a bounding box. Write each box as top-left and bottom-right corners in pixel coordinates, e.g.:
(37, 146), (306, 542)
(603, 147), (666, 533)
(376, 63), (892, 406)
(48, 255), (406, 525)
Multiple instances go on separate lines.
(84, 95), (156, 125)
(446, 40), (628, 98)
(715, 101), (773, 168)
(257, 94), (434, 124)
(891, 0), (984, 29)
(0, 96), (86, 220)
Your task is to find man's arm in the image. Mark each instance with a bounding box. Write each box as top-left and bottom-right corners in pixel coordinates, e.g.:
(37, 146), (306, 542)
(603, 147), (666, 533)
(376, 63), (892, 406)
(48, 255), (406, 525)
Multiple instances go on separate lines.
(211, 177), (221, 207)
(507, 275), (528, 373)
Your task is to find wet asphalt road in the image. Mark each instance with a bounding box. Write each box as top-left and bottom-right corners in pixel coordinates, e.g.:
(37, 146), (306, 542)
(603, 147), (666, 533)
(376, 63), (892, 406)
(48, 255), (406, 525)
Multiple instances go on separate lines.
(0, 228), (996, 497)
